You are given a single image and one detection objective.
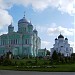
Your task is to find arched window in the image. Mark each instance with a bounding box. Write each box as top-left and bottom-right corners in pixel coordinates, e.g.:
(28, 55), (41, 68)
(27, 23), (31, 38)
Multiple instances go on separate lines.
(3, 40), (4, 45)
(25, 39), (27, 44)
(25, 39), (29, 44)
(16, 39), (17, 44)
(25, 28), (26, 32)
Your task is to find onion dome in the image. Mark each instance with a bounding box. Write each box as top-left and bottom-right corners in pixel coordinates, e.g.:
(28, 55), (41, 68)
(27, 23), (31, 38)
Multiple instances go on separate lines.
(28, 21), (33, 27)
(33, 29), (38, 35)
(55, 38), (57, 40)
(18, 17), (28, 24)
(28, 21), (33, 32)
(18, 15), (29, 24)
(8, 23), (14, 29)
(33, 29), (37, 32)
(8, 25), (12, 27)
(65, 38), (68, 40)
(8, 23), (13, 27)
(58, 34), (64, 38)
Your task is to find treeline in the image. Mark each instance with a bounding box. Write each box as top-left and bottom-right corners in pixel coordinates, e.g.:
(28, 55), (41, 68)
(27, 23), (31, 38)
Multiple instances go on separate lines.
(51, 50), (75, 64)
(0, 51), (75, 66)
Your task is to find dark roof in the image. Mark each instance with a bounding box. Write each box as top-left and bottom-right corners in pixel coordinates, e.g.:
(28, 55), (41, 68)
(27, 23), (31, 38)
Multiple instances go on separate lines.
(65, 38), (68, 40)
(58, 34), (64, 38)
(33, 29), (37, 32)
(55, 38), (58, 40)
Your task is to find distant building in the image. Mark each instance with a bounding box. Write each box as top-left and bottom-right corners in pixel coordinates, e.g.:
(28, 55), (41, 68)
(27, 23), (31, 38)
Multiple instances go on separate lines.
(38, 48), (47, 57)
(51, 34), (73, 57)
(0, 14), (41, 57)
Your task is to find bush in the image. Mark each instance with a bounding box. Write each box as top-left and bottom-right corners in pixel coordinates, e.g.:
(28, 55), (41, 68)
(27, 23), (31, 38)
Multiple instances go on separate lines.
(2, 59), (12, 66)
(19, 62), (25, 66)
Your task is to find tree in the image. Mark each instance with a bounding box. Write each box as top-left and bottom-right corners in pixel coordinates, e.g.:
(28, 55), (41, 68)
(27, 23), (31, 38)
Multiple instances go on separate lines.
(58, 53), (62, 61)
(71, 53), (75, 62)
(52, 50), (58, 61)
(46, 50), (50, 55)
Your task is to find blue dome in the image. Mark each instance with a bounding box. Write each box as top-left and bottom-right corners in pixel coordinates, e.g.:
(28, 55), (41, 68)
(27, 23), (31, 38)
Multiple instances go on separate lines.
(18, 17), (29, 24)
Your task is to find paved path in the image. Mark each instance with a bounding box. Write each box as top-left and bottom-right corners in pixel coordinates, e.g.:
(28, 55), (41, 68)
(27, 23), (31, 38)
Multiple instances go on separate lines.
(0, 70), (75, 75)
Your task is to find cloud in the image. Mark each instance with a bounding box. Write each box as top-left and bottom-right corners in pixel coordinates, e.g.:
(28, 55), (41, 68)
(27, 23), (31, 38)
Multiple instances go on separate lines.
(47, 25), (74, 36)
(0, 0), (13, 31)
(41, 40), (51, 50)
(0, 9), (13, 29)
(0, 0), (74, 15)
(0, 0), (13, 9)
(0, 31), (7, 36)
(12, 0), (50, 11)
(0, 0), (74, 31)
(36, 25), (48, 33)
(57, 0), (75, 15)
(36, 23), (74, 36)
(4, 0), (75, 15)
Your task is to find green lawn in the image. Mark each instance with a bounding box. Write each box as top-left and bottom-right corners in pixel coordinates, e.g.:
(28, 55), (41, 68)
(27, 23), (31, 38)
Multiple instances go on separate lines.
(0, 58), (75, 72)
(0, 64), (75, 72)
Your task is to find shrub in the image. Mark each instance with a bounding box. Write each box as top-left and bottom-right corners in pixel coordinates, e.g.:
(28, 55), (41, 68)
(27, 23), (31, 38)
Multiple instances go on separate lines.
(2, 59), (12, 66)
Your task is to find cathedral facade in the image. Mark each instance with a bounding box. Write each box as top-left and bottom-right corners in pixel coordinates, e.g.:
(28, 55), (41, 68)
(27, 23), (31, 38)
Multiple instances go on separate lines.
(0, 15), (41, 57)
(51, 34), (73, 57)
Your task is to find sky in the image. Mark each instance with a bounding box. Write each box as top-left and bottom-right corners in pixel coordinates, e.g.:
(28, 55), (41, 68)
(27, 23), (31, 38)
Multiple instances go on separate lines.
(0, 0), (75, 52)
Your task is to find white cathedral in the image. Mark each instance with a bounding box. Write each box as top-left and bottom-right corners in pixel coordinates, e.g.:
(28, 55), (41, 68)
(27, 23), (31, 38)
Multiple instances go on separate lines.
(51, 34), (73, 57)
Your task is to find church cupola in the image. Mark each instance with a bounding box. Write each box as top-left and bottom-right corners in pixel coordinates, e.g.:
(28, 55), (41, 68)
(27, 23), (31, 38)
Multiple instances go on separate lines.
(18, 16), (29, 24)
(55, 38), (57, 40)
(33, 29), (38, 36)
(65, 38), (68, 40)
(65, 38), (68, 43)
(8, 23), (14, 33)
(55, 38), (58, 44)
(33, 29), (37, 33)
(18, 12), (29, 24)
(58, 34), (64, 39)
(18, 13), (30, 33)
(28, 21), (33, 32)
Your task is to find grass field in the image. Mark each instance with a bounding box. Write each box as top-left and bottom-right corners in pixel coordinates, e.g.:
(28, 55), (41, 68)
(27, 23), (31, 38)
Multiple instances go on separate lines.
(0, 58), (75, 72)
(0, 64), (75, 72)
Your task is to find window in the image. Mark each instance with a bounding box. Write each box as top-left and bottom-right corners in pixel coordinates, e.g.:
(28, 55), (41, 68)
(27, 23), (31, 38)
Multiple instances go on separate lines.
(25, 39), (29, 44)
(16, 39), (17, 44)
(14, 40), (15, 44)
(28, 39), (29, 44)
(25, 39), (27, 44)
(3, 40), (4, 45)
(66, 48), (68, 53)
(61, 46), (63, 47)
(25, 28), (26, 32)
(9, 39), (10, 44)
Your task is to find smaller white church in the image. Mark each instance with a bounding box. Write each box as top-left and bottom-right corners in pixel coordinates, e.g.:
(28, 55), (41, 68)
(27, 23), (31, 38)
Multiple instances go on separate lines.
(51, 34), (73, 57)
